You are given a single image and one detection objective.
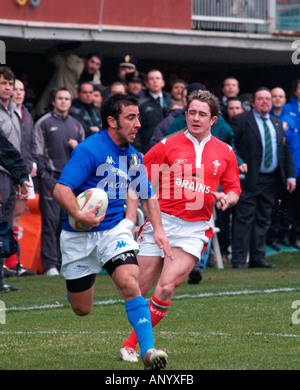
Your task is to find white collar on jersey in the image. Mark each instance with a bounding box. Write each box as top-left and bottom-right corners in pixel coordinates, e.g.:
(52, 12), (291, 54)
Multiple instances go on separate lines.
(185, 129), (211, 145)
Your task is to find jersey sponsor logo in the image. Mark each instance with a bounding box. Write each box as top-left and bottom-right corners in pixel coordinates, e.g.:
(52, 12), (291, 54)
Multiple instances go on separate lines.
(111, 167), (131, 180)
(106, 156), (116, 165)
(175, 178), (211, 194)
(174, 159), (188, 164)
(114, 240), (129, 250)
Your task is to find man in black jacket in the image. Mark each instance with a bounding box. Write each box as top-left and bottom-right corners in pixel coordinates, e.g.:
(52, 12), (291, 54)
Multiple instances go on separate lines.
(69, 82), (102, 138)
(230, 87), (296, 269)
(133, 69), (173, 154)
(0, 130), (30, 292)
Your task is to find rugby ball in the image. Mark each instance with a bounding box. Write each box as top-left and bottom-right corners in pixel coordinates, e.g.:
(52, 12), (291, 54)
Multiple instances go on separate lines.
(68, 188), (108, 231)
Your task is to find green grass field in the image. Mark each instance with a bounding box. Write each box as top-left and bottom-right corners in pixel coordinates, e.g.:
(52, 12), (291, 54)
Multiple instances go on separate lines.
(1, 250), (300, 371)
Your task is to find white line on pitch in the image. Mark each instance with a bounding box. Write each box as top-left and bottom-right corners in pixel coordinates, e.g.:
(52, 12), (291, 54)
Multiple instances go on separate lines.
(2, 286), (300, 313)
(0, 329), (299, 339)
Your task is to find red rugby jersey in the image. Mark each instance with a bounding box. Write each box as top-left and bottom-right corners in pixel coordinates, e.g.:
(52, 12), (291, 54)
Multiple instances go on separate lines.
(143, 130), (241, 222)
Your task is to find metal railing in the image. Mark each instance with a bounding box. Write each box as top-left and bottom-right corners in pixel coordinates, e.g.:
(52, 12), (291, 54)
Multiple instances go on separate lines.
(192, 0), (272, 34)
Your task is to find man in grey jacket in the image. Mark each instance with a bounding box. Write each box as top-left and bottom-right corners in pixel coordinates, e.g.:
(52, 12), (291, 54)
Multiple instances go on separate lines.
(35, 87), (85, 275)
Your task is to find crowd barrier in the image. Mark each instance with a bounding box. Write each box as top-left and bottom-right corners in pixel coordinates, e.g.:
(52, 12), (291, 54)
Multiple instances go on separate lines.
(18, 194), (43, 274)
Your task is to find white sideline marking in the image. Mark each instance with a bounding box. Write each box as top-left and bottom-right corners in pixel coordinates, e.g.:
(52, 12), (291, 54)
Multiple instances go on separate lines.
(2, 286), (300, 313)
(174, 287), (300, 300)
(0, 329), (299, 339)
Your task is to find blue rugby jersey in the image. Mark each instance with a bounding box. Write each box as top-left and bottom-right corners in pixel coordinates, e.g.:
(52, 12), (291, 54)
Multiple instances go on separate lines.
(57, 129), (154, 231)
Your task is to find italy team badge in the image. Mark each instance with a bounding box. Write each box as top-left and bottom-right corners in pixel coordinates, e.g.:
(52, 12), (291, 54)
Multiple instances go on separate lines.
(130, 154), (141, 169)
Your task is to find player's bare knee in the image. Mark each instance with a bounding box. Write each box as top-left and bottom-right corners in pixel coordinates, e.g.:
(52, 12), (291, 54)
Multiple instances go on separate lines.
(72, 303), (92, 316)
(119, 275), (140, 300)
(157, 284), (174, 302)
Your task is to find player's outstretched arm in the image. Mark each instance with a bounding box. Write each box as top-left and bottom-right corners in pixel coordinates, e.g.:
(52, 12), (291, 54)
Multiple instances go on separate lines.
(140, 196), (173, 260)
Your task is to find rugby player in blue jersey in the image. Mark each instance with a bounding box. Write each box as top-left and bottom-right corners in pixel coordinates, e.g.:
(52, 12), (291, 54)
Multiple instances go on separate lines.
(53, 94), (171, 370)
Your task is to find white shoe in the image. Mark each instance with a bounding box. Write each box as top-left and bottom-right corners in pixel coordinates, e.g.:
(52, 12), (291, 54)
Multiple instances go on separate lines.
(143, 349), (169, 370)
(120, 347), (139, 363)
(44, 268), (60, 276)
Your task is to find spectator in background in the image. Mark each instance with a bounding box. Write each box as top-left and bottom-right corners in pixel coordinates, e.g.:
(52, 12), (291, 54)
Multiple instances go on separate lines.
(69, 82), (102, 137)
(92, 85), (103, 118)
(102, 55), (137, 100)
(134, 69), (173, 154)
(148, 100), (184, 148)
(209, 95), (246, 267)
(35, 48), (102, 117)
(0, 131), (31, 292)
(125, 71), (145, 99)
(108, 81), (127, 97)
(35, 87), (85, 276)
(169, 79), (187, 102)
(267, 87), (300, 250)
(4, 79), (38, 277)
(117, 55), (137, 84)
(230, 87), (296, 269)
(226, 96), (245, 121)
(284, 79), (300, 127)
(219, 77), (251, 120)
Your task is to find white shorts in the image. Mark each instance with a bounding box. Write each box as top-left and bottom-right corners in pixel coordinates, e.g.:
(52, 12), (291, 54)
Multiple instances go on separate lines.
(60, 218), (139, 280)
(137, 212), (212, 260)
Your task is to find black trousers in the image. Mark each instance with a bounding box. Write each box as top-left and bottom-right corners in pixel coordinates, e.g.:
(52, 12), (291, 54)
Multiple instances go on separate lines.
(0, 172), (17, 283)
(38, 172), (63, 272)
(232, 172), (278, 266)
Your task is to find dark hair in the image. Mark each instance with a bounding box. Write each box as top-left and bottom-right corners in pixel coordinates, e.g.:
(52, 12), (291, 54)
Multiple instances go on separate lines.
(222, 76), (239, 88)
(170, 79), (187, 88)
(147, 69), (164, 80)
(101, 94), (139, 130)
(51, 87), (71, 101)
(86, 52), (102, 61)
(227, 96), (242, 103)
(93, 85), (102, 92)
(77, 82), (93, 93)
(293, 79), (300, 93)
(252, 87), (271, 102)
(187, 90), (220, 118)
(0, 66), (15, 81)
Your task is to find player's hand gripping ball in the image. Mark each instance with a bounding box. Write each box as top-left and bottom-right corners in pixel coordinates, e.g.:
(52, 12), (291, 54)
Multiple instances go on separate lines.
(68, 188), (108, 230)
